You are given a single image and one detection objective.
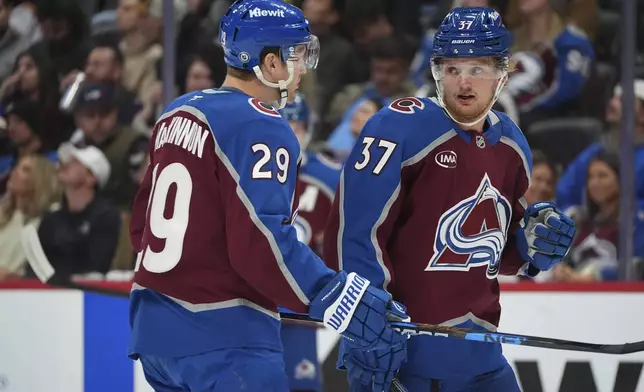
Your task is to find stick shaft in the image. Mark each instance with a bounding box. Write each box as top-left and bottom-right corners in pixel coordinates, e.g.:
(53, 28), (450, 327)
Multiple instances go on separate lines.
(59, 282), (644, 355)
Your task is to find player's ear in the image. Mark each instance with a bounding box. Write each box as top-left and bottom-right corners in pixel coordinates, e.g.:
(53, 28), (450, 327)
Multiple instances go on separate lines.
(260, 50), (283, 78)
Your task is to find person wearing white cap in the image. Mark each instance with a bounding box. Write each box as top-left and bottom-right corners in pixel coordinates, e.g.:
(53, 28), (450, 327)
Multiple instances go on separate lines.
(23, 143), (121, 280)
(57, 142), (111, 191)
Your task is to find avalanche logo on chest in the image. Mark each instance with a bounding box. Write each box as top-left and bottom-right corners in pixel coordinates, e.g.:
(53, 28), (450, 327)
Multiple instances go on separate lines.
(425, 173), (511, 279)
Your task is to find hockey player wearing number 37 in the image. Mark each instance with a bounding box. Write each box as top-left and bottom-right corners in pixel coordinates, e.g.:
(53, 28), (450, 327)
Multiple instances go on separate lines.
(323, 8), (577, 392)
(126, 0), (408, 391)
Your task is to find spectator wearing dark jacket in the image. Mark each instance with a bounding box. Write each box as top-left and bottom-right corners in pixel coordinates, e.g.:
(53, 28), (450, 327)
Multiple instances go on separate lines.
(25, 143), (119, 281)
(31, 0), (91, 82)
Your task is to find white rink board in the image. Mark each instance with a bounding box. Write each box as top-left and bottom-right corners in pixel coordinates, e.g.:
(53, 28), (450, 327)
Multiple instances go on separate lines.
(317, 291), (644, 392)
(501, 292), (644, 392)
(0, 287), (642, 391)
(0, 290), (84, 392)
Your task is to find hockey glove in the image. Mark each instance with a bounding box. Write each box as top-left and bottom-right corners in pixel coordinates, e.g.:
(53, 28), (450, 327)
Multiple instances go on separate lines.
(342, 345), (407, 392)
(517, 202), (576, 271)
(337, 305), (409, 392)
(309, 271), (409, 351)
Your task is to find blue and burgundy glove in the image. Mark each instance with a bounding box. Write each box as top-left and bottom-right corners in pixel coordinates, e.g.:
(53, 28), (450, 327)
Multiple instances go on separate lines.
(517, 202), (576, 272)
(309, 271), (409, 351)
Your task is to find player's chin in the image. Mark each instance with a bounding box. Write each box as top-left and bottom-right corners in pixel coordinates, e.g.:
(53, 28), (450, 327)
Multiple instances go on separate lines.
(449, 105), (485, 123)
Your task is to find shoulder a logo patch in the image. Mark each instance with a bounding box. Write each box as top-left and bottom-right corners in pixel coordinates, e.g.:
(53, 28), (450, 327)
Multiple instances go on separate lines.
(248, 98), (281, 117)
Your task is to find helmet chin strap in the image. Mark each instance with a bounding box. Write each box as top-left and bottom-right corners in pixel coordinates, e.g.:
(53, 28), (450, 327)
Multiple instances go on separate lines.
(253, 61), (295, 110)
(434, 73), (508, 128)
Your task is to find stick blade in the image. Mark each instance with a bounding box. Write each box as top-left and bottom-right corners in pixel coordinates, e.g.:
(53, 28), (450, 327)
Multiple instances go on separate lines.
(607, 341), (644, 355)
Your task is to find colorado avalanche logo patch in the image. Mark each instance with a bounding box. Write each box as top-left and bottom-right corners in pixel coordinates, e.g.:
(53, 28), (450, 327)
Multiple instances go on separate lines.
(248, 98), (281, 117)
(425, 173), (512, 279)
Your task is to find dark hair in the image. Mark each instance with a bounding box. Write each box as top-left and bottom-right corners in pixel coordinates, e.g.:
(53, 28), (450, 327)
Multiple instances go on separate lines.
(370, 34), (416, 66)
(89, 41), (124, 66)
(331, 0), (346, 13)
(7, 46), (59, 108)
(179, 43), (227, 94)
(585, 150), (620, 221)
(343, 0), (389, 32)
(532, 149), (560, 182)
(35, 0), (89, 39)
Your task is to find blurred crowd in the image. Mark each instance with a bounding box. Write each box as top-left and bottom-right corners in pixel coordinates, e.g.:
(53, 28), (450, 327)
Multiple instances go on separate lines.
(0, 0), (643, 283)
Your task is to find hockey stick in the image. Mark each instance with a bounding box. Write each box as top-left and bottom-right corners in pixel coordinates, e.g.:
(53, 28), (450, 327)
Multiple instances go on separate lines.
(50, 281), (644, 356)
(279, 312), (644, 355)
(388, 321), (644, 355)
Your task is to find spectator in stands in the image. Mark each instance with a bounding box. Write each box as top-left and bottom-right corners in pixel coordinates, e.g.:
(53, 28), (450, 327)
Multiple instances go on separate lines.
(30, 143), (119, 279)
(84, 41), (125, 86)
(557, 80), (644, 211)
(70, 82), (148, 211)
(32, 0), (91, 83)
(8, 0), (41, 44)
(524, 150), (559, 205)
(176, 0), (216, 61)
(0, 45), (74, 147)
(505, 0), (595, 125)
(349, 98), (382, 140)
(301, 0), (353, 119)
(341, 0), (394, 85)
(0, 155), (59, 279)
(82, 41), (141, 124)
(116, 0), (163, 106)
(326, 34), (416, 156)
(0, 100), (57, 195)
(0, 0), (30, 84)
(177, 42), (226, 95)
(136, 42), (226, 130)
(552, 151), (621, 282)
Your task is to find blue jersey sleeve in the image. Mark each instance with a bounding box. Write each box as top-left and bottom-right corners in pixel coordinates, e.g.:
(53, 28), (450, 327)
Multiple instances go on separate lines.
(324, 112), (407, 291)
(219, 118), (335, 312)
(495, 114), (535, 276)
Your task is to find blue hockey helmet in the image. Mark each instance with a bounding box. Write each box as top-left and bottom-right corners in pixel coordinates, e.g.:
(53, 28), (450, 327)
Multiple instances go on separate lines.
(279, 93), (314, 149)
(430, 7), (511, 127)
(431, 7), (510, 61)
(218, 0), (319, 108)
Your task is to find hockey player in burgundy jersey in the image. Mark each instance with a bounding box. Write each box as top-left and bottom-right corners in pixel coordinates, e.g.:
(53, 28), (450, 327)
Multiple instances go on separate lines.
(324, 8), (576, 392)
(127, 1), (408, 391)
(278, 94), (341, 391)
